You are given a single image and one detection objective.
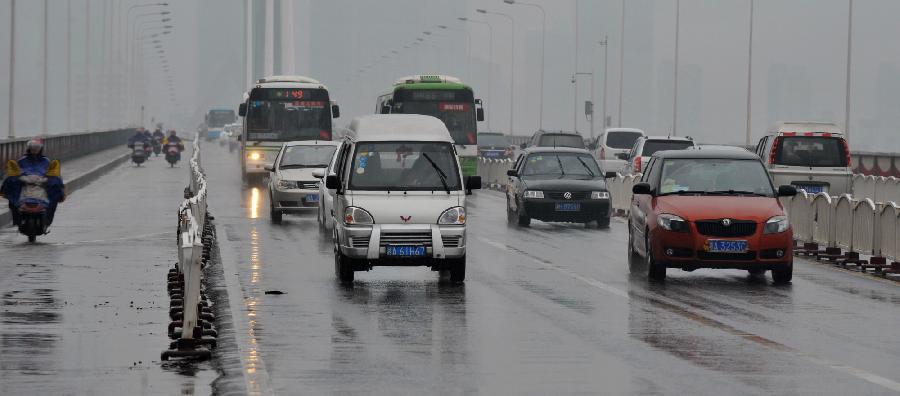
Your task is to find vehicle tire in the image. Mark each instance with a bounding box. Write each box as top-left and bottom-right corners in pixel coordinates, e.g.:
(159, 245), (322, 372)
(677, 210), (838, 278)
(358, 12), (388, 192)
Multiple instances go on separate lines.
(28, 234), (36, 243)
(270, 205), (282, 224)
(771, 261), (793, 284)
(449, 256), (466, 283)
(646, 233), (666, 281)
(333, 236), (354, 284)
(748, 268), (766, 276)
(596, 216), (610, 229)
(516, 202), (531, 227)
(628, 227), (644, 273)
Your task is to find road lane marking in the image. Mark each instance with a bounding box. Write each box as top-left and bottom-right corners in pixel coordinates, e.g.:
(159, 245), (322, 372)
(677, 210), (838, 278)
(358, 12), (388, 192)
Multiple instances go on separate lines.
(480, 237), (900, 393)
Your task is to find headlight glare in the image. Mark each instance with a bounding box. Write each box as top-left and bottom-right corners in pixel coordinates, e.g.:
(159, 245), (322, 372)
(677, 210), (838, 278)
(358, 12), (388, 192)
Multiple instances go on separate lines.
(438, 207), (466, 225)
(591, 191), (610, 199)
(657, 213), (688, 232)
(764, 215), (789, 234)
(249, 151), (261, 160)
(523, 190), (544, 199)
(343, 206), (374, 225)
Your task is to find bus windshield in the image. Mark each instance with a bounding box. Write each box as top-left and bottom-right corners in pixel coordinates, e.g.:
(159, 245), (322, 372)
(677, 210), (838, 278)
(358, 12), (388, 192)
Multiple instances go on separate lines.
(208, 110), (236, 128)
(245, 88), (332, 141)
(392, 89), (476, 146)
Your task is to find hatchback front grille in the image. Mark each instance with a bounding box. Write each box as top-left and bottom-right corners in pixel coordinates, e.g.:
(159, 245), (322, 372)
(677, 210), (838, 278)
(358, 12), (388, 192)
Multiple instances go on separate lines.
(547, 191), (589, 200)
(695, 220), (757, 237)
(380, 232), (433, 247)
(697, 251), (757, 261)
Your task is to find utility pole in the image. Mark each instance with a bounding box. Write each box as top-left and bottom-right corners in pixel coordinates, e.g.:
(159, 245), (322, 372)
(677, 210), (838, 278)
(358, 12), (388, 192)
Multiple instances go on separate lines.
(617, 0), (625, 127)
(745, 0), (754, 147)
(8, 0), (16, 138)
(67, 0), (72, 132)
(844, 0), (854, 141)
(86, 0), (92, 131)
(672, 0), (680, 136)
(600, 36), (609, 130)
(42, 0), (48, 135)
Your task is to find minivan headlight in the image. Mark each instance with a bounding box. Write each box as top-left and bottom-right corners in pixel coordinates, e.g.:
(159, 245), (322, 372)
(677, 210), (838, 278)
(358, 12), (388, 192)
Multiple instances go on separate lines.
(343, 207), (374, 225)
(523, 190), (544, 199)
(277, 179), (298, 189)
(438, 207), (466, 225)
(764, 215), (789, 234)
(591, 191), (610, 200)
(657, 213), (689, 232)
(248, 151), (261, 160)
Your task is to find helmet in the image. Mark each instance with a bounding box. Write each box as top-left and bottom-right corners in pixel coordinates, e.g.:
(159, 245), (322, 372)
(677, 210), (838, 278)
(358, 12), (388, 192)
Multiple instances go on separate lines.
(169, 129), (177, 135)
(26, 139), (44, 156)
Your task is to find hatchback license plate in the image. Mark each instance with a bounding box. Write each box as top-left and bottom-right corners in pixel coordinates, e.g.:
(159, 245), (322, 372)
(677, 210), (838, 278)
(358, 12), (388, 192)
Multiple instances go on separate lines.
(305, 194), (320, 203)
(794, 184), (825, 194)
(385, 245), (426, 257)
(555, 202), (581, 212)
(707, 240), (748, 253)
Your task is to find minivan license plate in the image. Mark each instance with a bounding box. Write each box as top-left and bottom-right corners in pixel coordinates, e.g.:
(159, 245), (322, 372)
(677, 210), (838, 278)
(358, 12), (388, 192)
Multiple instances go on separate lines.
(707, 240), (748, 253)
(385, 245), (426, 257)
(794, 184), (825, 194)
(305, 194), (320, 203)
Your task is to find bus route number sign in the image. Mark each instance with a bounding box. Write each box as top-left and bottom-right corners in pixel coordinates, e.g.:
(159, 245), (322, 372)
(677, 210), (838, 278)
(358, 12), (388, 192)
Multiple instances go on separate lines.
(439, 103), (469, 112)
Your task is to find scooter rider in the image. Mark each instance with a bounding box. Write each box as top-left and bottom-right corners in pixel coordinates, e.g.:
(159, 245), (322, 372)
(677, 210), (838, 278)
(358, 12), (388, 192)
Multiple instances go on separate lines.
(0, 139), (65, 225)
(162, 130), (184, 161)
(128, 128), (152, 149)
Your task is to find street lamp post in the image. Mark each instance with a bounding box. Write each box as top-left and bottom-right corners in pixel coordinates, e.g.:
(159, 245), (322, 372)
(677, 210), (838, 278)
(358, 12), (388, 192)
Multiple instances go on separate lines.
(672, 0), (680, 136)
(503, 0), (546, 130)
(42, 0), (48, 134)
(599, 36), (609, 130)
(437, 25), (472, 81)
(618, 0), (625, 127)
(477, 9), (515, 136)
(66, 0), (72, 132)
(458, 17), (493, 131)
(7, 0), (16, 138)
(745, 0), (754, 147)
(574, 72), (594, 138)
(844, 0), (854, 141)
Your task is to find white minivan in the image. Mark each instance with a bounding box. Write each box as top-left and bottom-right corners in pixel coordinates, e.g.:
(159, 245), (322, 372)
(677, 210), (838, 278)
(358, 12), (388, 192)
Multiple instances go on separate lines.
(755, 122), (853, 195)
(325, 115), (481, 283)
(593, 128), (645, 173)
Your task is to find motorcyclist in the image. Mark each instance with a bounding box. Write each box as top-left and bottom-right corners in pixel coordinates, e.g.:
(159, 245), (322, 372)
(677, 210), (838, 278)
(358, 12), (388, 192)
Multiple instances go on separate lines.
(152, 128), (165, 142)
(162, 130), (185, 161)
(0, 139), (65, 225)
(128, 128), (151, 149)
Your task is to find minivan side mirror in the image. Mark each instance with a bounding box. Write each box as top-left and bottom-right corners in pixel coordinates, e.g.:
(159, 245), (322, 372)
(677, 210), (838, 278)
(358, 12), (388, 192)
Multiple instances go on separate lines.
(632, 182), (652, 195)
(311, 169), (326, 179)
(615, 153), (629, 160)
(466, 176), (482, 190)
(238, 103), (247, 117)
(604, 171), (618, 179)
(325, 175), (340, 190)
(507, 169), (517, 177)
(263, 165), (274, 172)
(777, 185), (797, 197)
(331, 104), (340, 119)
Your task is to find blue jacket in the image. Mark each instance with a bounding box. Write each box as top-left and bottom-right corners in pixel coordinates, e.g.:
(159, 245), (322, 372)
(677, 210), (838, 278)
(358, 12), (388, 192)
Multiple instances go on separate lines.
(128, 133), (151, 147)
(1, 155), (65, 206)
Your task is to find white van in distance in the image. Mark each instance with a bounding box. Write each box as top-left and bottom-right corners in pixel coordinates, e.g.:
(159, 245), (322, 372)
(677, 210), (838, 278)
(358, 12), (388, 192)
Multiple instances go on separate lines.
(326, 115), (481, 283)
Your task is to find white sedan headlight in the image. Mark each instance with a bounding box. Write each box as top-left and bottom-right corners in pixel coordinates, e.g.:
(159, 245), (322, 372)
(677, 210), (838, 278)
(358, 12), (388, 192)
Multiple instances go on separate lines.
(438, 207), (466, 225)
(277, 179), (298, 189)
(591, 191), (610, 199)
(523, 190), (544, 199)
(764, 215), (789, 234)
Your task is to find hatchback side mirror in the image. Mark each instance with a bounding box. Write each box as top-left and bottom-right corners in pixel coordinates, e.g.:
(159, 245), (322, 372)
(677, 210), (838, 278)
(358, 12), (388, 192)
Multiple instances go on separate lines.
(604, 171), (618, 179)
(777, 185), (797, 197)
(632, 182), (652, 195)
(325, 175), (340, 190)
(238, 103), (247, 117)
(507, 169), (518, 177)
(465, 176), (482, 190)
(311, 169), (325, 179)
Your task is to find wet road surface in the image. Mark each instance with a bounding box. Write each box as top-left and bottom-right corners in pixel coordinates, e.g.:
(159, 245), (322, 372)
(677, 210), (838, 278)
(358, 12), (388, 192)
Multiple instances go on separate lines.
(0, 150), (216, 395)
(200, 143), (900, 395)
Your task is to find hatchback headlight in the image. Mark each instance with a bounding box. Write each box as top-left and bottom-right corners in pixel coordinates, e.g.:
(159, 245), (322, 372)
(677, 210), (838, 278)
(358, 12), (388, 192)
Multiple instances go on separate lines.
(277, 179), (298, 189)
(523, 190), (544, 199)
(438, 207), (466, 225)
(591, 191), (610, 200)
(343, 206), (374, 225)
(764, 215), (789, 234)
(657, 213), (689, 232)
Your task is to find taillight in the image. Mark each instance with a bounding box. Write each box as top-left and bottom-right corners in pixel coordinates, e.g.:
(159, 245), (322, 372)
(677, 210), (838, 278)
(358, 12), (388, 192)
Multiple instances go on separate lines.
(768, 137), (781, 164)
(319, 130), (331, 140)
(842, 139), (852, 167)
(634, 156), (642, 173)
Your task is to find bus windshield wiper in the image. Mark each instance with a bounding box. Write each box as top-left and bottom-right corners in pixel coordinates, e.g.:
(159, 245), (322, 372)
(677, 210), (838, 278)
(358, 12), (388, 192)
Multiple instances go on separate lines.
(575, 157), (596, 177)
(421, 153), (451, 194)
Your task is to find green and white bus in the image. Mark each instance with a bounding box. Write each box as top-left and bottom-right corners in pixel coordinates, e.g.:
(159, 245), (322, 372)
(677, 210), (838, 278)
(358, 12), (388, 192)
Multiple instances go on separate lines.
(238, 75), (340, 182)
(376, 75), (484, 176)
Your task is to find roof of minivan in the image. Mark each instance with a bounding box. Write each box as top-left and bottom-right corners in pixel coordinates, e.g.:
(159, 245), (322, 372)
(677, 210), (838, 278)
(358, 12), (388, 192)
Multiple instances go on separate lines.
(349, 115), (452, 142)
(653, 148), (759, 160)
(769, 121), (843, 134)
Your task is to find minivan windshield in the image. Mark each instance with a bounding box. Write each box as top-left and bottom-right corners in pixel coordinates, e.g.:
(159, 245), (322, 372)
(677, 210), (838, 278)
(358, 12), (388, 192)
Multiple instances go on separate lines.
(658, 158), (775, 196)
(538, 134), (585, 149)
(348, 142), (461, 191)
(642, 140), (694, 156)
(775, 136), (848, 167)
(522, 153), (602, 179)
(605, 131), (643, 149)
(279, 145), (337, 169)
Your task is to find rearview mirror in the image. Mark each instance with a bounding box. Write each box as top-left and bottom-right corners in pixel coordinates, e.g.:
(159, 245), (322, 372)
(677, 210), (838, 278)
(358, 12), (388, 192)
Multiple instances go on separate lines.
(325, 175), (340, 190)
(238, 103), (247, 117)
(604, 171), (618, 179)
(264, 165), (274, 172)
(507, 169), (518, 177)
(465, 176), (482, 190)
(632, 182), (652, 195)
(311, 169), (325, 179)
(777, 185), (797, 197)
(331, 104), (340, 119)
(615, 153), (629, 160)
(476, 108), (485, 122)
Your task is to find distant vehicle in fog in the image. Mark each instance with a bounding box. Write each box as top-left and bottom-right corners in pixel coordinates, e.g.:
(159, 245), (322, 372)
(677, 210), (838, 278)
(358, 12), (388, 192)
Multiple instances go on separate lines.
(621, 135), (695, 175)
(592, 128), (645, 173)
(754, 121), (852, 196)
(203, 108), (236, 141)
(476, 132), (514, 159)
(526, 130), (586, 150)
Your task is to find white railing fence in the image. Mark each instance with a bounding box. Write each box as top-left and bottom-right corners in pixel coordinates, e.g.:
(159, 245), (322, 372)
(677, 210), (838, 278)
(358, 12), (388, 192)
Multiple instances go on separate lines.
(162, 136), (217, 361)
(476, 158), (515, 190)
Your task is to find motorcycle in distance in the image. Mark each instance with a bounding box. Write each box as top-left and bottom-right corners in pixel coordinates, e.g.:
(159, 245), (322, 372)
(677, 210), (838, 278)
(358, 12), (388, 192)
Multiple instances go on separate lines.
(131, 142), (149, 166)
(164, 142), (182, 167)
(17, 174), (51, 243)
(152, 136), (163, 156)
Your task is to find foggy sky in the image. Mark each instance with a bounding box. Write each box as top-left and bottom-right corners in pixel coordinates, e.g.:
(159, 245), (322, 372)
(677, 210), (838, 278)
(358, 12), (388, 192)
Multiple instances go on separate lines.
(2, 0), (900, 152)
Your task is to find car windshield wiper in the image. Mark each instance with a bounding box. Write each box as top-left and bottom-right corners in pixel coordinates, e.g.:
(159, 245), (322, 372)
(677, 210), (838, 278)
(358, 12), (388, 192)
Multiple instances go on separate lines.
(705, 190), (769, 196)
(658, 190), (710, 196)
(421, 153), (451, 194)
(555, 155), (566, 178)
(575, 157), (596, 177)
(279, 164), (317, 169)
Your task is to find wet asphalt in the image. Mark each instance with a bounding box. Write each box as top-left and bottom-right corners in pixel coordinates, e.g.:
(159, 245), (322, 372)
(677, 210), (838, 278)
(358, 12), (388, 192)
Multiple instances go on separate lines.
(4, 142), (900, 395)
(201, 144), (900, 395)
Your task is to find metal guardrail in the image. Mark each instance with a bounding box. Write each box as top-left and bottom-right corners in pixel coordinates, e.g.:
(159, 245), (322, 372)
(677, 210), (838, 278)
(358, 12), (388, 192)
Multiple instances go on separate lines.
(0, 129), (134, 178)
(162, 136), (217, 361)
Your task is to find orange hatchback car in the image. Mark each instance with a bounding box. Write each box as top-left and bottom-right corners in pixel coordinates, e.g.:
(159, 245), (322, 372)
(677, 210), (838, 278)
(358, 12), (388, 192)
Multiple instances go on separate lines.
(627, 149), (797, 283)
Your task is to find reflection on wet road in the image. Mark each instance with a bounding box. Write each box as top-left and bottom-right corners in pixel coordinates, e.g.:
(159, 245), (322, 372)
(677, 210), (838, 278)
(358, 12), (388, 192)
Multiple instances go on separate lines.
(202, 143), (900, 395)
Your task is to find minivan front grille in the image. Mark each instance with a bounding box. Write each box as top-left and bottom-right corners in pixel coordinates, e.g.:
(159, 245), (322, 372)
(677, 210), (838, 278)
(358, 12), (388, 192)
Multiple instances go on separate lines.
(349, 236), (370, 248)
(298, 181), (319, 190)
(441, 236), (462, 248)
(380, 232), (433, 247)
(695, 220), (757, 237)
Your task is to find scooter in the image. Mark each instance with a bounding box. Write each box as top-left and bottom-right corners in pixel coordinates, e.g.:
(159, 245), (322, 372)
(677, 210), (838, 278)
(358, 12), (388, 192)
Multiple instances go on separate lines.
(144, 142), (154, 159)
(132, 143), (149, 166)
(152, 137), (163, 156)
(17, 174), (50, 243)
(164, 143), (181, 167)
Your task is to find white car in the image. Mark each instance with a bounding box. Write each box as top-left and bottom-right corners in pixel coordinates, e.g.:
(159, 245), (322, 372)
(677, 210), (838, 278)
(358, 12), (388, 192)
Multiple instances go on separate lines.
(621, 135), (695, 175)
(326, 114), (482, 283)
(313, 147), (342, 231)
(265, 140), (340, 223)
(593, 128), (644, 173)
